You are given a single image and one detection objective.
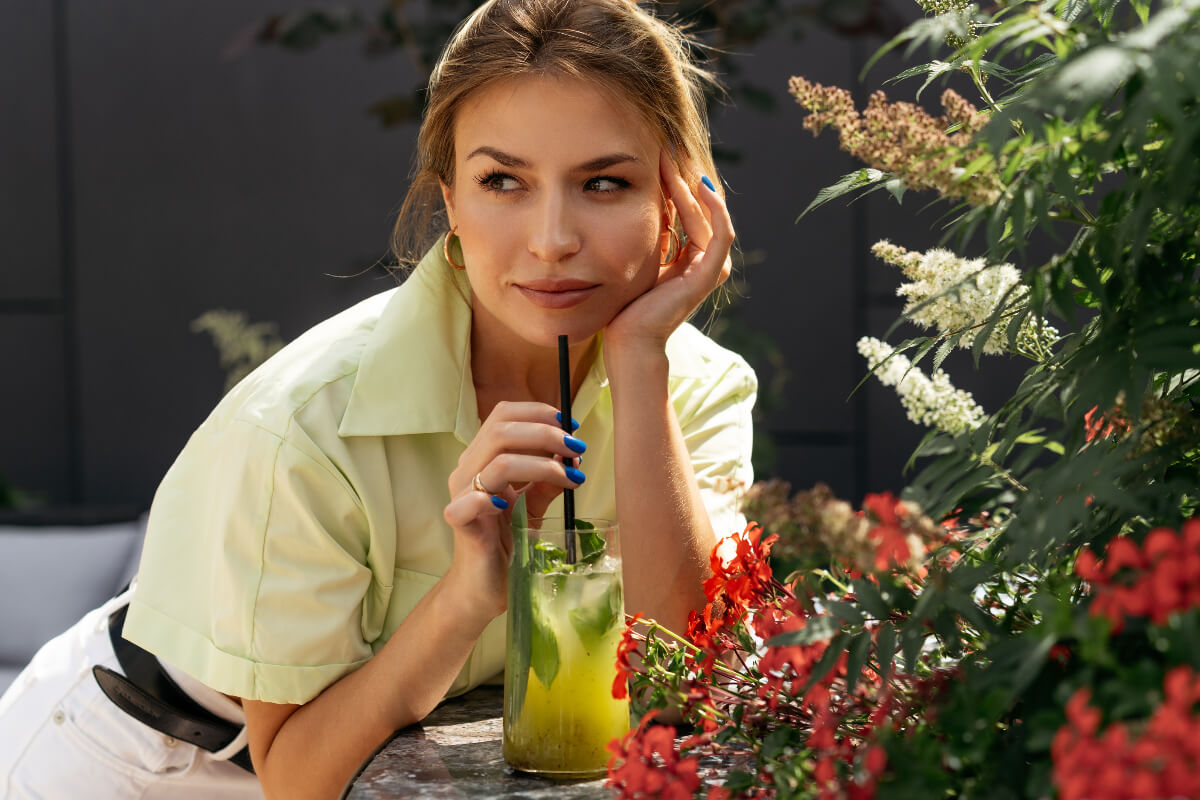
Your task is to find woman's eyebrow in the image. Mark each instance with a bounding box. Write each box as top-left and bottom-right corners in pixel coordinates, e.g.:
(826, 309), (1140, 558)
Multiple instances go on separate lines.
(465, 146), (640, 172)
(466, 146), (527, 167)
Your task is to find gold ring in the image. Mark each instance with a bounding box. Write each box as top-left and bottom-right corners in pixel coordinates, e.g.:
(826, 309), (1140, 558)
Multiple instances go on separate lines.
(473, 473), (501, 497)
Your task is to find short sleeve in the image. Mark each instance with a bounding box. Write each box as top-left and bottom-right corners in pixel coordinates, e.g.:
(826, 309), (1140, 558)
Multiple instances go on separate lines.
(672, 352), (758, 539)
(123, 416), (378, 705)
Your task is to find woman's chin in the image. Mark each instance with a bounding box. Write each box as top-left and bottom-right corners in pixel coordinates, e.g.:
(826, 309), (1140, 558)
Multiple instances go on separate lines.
(516, 319), (609, 349)
(520, 326), (604, 350)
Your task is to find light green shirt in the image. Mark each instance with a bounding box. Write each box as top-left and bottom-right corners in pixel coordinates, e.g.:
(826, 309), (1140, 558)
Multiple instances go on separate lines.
(124, 243), (757, 705)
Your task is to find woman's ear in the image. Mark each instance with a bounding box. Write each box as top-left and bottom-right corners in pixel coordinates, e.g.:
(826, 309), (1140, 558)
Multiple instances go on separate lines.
(440, 180), (456, 229)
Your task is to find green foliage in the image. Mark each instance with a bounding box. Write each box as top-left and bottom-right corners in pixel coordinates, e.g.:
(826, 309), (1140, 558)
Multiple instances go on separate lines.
(786, 1), (1200, 796)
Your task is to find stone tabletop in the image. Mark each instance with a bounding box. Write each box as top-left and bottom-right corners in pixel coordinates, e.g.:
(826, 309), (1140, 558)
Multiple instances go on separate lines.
(341, 686), (614, 799)
(341, 686), (752, 799)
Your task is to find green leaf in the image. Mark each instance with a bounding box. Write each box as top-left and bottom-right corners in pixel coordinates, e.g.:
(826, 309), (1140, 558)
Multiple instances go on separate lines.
(766, 614), (839, 647)
(568, 576), (623, 653)
(852, 578), (890, 620)
(827, 600), (865, 626)
(530, 590), (560, 689)
(506, 496), (531, 713)
(875, 622), (898, 676)
(575, 521), (607, 565)
(762, 726), (795, 760)
(1008, 633), (1057, 700)
(798, 633), (849, 695)
(845, 631), (872, 696)
(797, 169), (885, 221)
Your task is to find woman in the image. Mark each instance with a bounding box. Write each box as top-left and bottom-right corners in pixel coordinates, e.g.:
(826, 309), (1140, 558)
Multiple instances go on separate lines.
(0, 0), (756, 797)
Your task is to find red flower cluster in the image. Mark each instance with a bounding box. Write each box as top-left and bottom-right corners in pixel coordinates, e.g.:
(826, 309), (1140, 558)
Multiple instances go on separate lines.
(687, 523), (778, 667)
(607, 710), (702, 800)
(1075, 520), (1200, 631)
(1084, 404), (1130, 443)
(752, 599), (842, 710)
(863, 493), (912, 572)
(752, 600), (889, 800)
(1052, 667), (1200, 800)
(703, 522), (778, 612)
(614, 612), (646, 700)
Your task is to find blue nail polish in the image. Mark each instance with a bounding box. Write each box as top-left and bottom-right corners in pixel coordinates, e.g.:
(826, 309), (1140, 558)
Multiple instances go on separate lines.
(564, 466), (586, 485)
(564, 435), (587, 454)
(555, 412), (580, 432)
(491, 496), (509, 510)
(701, 175), (715, 192)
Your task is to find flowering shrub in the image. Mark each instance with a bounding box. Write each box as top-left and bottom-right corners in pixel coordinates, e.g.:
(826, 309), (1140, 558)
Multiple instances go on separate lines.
(856, 337), (986, 434)
(607, 1), (1200, 798)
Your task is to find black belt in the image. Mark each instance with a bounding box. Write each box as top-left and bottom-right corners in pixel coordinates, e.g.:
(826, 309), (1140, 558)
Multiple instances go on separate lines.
(92, 604), (255, 774)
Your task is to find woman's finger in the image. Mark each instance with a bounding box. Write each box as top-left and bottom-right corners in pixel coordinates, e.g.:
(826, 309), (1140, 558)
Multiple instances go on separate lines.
(660, 151), (713, 253)
(475, 420), (586, 465)
(695, 176), (735, 285)
(443, 486), (510, 529)
(473, 453), (584, 501)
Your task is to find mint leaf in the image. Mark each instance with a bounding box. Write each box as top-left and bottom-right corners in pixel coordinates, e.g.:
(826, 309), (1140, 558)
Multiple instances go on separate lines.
(530, 591), (560, 689)
(568, 576), (622, 654)
(505, 496), (532, 714)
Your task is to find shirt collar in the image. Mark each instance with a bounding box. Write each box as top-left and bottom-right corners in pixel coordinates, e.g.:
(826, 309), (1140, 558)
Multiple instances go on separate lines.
(338, 240), (611, 444)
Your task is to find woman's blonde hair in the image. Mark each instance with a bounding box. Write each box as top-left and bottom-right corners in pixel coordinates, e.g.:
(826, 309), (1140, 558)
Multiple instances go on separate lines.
(391, 0), (723, 267)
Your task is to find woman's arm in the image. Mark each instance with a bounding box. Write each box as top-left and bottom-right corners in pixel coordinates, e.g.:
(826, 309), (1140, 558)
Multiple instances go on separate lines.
(243, 564), (489, 800)
(243, 400), (582, 800)
(606, 347), (712, 634)
(605, 154), (736, 634)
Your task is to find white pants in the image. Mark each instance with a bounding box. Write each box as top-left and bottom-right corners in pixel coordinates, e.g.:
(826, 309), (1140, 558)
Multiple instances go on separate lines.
(0, 592), (264, 800)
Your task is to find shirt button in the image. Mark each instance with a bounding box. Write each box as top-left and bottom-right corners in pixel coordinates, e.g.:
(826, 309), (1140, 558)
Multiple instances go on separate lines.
(52, 710), (66, 725)
(163, 736), (178, 747)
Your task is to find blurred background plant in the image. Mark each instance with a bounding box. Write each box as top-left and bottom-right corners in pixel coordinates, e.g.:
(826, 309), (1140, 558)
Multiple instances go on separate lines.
(191, 310), (285, 394)
(0, 471), (40, 512)
(610, 1), (1200, 797)
(232, 0), (906, 135)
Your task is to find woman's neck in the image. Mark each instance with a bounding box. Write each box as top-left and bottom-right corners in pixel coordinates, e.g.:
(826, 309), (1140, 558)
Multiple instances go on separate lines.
(469, 300), (597, 413)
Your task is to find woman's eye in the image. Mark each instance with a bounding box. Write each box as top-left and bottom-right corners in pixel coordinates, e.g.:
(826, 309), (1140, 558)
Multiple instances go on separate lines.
(476, 172), (521, 193)
(585, 176), (630, 193)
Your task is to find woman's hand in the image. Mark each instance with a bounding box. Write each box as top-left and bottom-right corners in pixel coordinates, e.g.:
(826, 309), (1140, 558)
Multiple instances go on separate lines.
(604, 151), (735, 354)
(441, 402), (586, 623)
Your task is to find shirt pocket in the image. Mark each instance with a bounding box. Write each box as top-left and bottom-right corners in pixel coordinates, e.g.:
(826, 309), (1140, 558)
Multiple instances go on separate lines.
(379, 568), (496, 698)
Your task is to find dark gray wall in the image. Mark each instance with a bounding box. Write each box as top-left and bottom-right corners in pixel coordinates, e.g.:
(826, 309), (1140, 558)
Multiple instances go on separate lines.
(1, 1), (1021, 513)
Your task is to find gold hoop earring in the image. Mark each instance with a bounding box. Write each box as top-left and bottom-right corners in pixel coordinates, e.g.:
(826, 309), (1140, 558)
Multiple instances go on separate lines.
(444, 227), (466, 270)
(660, 226), (683, 267)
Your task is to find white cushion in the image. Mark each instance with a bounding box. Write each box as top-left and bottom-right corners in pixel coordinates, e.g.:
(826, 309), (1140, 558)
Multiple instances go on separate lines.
(0, 518), (145, 664)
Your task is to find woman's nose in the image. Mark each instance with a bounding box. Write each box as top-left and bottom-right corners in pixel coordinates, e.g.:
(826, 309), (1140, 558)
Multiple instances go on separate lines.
(527, 193), (581, 264)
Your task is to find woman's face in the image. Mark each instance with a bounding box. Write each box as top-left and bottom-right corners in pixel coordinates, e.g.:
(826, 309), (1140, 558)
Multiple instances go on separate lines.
(441, 74), (671, 349)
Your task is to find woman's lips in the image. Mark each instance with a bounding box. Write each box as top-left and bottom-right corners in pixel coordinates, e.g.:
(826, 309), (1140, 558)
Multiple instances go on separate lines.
(515, 283), (599, 309)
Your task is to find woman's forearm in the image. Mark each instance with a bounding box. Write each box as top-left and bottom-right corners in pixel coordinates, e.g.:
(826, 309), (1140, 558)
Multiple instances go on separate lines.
(606, 343), (714, 635)
(247, 569), (491, 800)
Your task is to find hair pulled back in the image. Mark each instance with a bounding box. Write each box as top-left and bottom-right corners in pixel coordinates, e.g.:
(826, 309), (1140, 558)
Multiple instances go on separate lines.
(391, 0), (722, 266)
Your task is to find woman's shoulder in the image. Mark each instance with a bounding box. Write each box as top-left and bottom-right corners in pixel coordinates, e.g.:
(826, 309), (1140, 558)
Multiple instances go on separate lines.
(665, 322), (757, 388)
(203, 288), (401, 437)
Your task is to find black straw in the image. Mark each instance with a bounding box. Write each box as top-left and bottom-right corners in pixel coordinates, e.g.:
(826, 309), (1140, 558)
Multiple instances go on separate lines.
(558, 334), (577, 563)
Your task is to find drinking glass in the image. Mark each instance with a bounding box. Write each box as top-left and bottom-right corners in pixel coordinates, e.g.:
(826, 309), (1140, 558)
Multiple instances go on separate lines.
(502, 517), (630, 778)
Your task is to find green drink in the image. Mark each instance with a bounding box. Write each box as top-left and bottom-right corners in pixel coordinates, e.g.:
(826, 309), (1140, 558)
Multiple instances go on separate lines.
(503, 517), (630, 778)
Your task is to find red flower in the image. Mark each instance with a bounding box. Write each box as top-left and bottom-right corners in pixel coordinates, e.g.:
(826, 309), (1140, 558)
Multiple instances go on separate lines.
(613, 613), (645, 700)
(703, 522), (777, 610)
(1052, 671), (1200, 800)
(1084, 404), (1129, 443)
(863, 492), (914, 572)
(607, 710), (702, 800)
(1075, 521), (1200, 631)
(869, 523), (911, 572)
